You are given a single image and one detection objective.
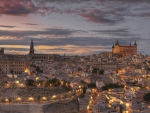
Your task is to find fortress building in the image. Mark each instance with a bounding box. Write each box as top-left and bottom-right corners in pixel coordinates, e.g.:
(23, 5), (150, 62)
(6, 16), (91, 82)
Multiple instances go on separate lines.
(112, 40), (137, 57)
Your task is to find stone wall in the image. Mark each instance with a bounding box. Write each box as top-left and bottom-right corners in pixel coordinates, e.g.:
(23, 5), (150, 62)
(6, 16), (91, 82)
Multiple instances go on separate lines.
(0, 104), (29, 113)
(0, 99), (79, 113)
(43, 99), (79, 113)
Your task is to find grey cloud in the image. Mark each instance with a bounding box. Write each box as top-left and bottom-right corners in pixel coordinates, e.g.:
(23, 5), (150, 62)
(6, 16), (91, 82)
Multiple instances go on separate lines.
(0, 25), (16, 28)
(4, 48), (29, 51)
(0, 36), (141, 47)
(0, 27), (141, 46)
(35, 0), (150, 3)
(134, 12), (150, 18)
(91, 28), (129, 33)
(91, 28), (138, 37)
(35, 0), (150, 25)
(22, 23), (39, 25)
(4, 47), (67, 52)
(0, 28), (77, 37)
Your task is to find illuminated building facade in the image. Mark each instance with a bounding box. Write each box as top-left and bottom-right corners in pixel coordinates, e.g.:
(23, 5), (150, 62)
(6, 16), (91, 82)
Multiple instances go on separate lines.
(0, 49), (27, 74)
(112, 40), (137, 56)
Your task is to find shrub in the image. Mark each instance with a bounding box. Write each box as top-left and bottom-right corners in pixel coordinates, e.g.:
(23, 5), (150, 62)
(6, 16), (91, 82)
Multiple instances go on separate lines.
(101, 83), (124, 91)
(87, 83), (96, 88)
(25, 79), (35, 86)
(143, 92), (150, 101)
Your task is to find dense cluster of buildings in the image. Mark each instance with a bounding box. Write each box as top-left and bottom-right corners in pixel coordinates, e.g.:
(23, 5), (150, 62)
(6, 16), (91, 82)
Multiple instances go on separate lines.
(1, 39), (150, 113)
(0, 39), (60, 74)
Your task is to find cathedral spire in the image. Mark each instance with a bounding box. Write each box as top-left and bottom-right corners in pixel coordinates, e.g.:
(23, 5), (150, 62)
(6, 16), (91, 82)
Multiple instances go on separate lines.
(29, 39), (34, 55)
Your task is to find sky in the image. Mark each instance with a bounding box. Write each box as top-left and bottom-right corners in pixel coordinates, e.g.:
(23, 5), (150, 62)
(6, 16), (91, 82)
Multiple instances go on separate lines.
(0, 0), (150, 55)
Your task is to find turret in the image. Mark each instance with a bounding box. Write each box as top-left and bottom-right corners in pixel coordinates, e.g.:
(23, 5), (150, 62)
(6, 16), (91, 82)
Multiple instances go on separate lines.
(112, 44), (115, 48)
(0, 48), (4, 55)
(134, 40), (137, 46)
(115, 39), (119, 46)
(134, 40), (137, 55)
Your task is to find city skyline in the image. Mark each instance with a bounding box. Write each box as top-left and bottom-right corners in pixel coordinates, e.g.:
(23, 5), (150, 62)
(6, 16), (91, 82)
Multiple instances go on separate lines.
(0, 0), (150, 55)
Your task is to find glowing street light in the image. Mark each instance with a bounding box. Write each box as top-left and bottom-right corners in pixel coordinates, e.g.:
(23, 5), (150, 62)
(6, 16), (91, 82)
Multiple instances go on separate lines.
(15, 80), (19, 84)
(5, 98), (9, 103)
(41, 97), (47, 101)
(36, 77), (39, 81)
(28, 97), (34, 102)
(52, 95), (56, 99)
(16, 97), (22, 102)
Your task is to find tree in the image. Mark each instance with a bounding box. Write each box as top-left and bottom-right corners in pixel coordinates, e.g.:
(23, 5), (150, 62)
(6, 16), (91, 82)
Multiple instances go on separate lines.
(92, 68), (98, 74)
(36, 79), (44, 86)
(36, 66), (40, 72)
(30, 64), (36, 68)
(36, 96), (41, 103)
(49, 78), (61, 87)
(25, 79), (35, 86)
(0, 98), (5, 103)
(79, 94), (84, 98)
(36, 66), (43, 73)
(8, 97), (12, 103)
(10, 70), (14, 74)
(43, 80), (50, 87)
(101, 83), (124, 91)
(99, 69), (104, 75)
(80, 80), (87, 84)
(87, 83), (96, 88)
(143, 92), (150, 101)
(82, 86), (87, 94)
(119, 105), (123, 113)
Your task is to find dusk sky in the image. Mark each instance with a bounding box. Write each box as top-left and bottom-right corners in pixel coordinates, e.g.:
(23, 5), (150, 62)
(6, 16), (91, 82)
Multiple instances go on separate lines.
(0, 0), (150, 55)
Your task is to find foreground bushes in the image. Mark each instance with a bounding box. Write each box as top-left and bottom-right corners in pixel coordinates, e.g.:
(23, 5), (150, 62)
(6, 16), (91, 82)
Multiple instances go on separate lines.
(101, 83), (124, 90)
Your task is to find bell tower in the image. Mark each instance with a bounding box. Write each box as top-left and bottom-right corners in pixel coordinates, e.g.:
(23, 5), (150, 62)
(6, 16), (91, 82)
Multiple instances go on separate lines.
(29, 39), (34, 55)
(134, 40), (137, 55)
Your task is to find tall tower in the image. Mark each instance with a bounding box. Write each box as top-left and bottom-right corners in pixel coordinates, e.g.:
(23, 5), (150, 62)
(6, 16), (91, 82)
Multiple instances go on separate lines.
(112, 44), (115, 53)
(115, 39), (120, 54)
(134, 40), (137, 55)
(29, 39), (34, 55)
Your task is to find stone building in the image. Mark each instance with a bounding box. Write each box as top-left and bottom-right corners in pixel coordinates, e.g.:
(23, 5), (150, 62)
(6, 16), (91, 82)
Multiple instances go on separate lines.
(0, 49), (27, 74)
(112, 40), (137, 57)
(28, 39), (60, 62)
(0, 39), (60, 74)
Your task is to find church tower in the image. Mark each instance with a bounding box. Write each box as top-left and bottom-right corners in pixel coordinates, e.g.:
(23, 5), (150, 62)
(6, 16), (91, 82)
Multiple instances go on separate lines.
(114, 39), (120, 54)
(134, 40), (137, 55)
(29, 39), (34, 55)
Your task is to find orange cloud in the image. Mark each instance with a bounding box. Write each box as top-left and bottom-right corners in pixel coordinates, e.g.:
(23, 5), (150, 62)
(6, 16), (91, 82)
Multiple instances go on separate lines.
(74, 49), (91, 55)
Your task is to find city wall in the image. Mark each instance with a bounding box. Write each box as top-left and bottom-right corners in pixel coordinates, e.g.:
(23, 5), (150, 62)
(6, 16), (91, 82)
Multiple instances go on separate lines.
(0, 99), (79, 113)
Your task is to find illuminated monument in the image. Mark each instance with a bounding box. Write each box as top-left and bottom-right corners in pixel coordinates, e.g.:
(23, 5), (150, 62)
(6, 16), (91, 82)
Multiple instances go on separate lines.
(112, 40), (137, 56)
(28, 39), (60, 62)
